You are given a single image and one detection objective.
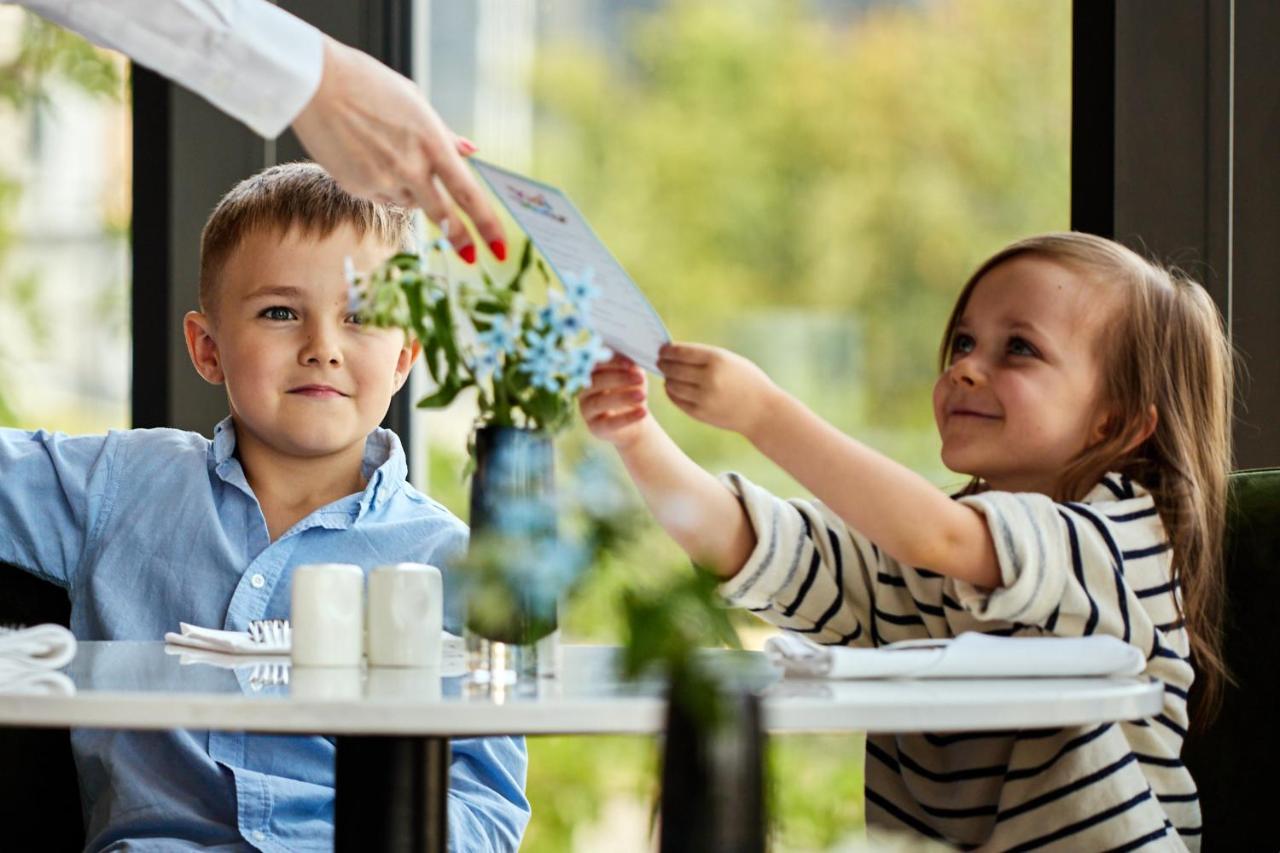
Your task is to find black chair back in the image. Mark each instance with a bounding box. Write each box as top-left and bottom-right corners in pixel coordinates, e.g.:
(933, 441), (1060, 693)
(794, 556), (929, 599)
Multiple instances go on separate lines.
(0, 567), (84, 851)
(1183, 468), (1280, 849)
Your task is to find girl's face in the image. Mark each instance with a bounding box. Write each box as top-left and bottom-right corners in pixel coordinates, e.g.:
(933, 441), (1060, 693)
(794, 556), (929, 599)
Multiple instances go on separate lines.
(932, 255), (1115, 495)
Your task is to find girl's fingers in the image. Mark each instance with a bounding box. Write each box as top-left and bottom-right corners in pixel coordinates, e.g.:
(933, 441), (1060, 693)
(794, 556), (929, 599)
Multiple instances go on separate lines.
(657, 359), (705, 384)
(585, 369), (645, 394)
(581, 391), (644, 421)
(591, 407), (647, 431)
(658, 342), (713, 366)
(663, 378), (702, 402)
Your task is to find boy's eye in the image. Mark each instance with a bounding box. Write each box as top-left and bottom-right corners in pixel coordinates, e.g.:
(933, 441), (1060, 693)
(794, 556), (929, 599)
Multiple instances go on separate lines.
(1008, 336), (1038, 357)
(261, 306), (296, 322)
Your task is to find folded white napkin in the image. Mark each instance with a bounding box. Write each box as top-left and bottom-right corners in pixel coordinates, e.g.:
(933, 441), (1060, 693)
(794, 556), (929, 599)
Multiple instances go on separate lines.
(164, 624), (467, 674)
(0, 623), (78, 676)
(0, 669), (76, 696)
(765, 631), (1146, 679)
(164, 623), (290, 655)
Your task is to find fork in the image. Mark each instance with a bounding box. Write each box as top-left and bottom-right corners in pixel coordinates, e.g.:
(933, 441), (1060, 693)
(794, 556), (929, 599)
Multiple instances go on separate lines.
(247, 619), (291, 648)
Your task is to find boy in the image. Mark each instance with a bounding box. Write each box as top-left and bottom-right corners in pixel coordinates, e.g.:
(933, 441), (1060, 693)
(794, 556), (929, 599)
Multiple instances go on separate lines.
(0, 163), (528, 851)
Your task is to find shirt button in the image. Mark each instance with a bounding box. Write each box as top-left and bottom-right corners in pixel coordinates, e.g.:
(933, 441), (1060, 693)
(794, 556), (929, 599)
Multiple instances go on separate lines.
(252, 829), (265, 842)
(250, 573), (266, 589)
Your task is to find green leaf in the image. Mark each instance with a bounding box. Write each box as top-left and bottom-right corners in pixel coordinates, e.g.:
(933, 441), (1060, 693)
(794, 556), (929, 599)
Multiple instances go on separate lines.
(415, 378), (470, 409)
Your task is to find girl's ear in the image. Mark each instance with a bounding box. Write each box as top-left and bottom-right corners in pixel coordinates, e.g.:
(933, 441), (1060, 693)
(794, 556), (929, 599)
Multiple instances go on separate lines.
(1090, 404), (1162, 455)
(1127, 404), (1159, 453)
(1092, 404), (1158, 453)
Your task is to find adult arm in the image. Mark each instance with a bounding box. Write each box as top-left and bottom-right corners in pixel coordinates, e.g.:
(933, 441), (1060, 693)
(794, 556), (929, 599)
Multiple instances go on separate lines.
(16, 0), (504, 257)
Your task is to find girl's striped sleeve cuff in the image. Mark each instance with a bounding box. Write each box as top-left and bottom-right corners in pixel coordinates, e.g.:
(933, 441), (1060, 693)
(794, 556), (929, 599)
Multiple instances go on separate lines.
(951, 490), (1068, 626)
(716, 471), (809, 610)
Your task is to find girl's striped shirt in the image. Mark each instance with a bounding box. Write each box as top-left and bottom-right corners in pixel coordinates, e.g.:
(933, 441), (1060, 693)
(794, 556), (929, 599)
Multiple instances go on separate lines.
(720, 471), (1199, 851)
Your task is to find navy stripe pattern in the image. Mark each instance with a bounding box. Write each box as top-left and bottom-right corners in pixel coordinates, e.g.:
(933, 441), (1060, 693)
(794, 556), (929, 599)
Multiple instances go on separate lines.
(718, 471), (1200, 850)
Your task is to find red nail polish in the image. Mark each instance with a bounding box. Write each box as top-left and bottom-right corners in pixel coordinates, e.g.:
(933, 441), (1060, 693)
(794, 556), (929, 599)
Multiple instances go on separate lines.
(458, 244), (476, 264)
(459, 137), (478, 154)
(489, 239), (507, 261)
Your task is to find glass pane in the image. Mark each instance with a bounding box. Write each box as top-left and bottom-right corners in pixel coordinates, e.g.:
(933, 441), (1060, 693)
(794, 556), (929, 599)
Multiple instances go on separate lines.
(0, 9), (130, 433)
(421, 1), (1070, 849)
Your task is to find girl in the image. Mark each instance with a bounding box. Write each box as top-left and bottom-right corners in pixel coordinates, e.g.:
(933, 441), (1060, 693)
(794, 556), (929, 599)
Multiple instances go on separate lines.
(580, 233), (1230, 850)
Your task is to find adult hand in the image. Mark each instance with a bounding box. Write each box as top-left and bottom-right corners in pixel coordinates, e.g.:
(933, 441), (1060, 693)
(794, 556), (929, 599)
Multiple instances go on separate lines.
(579, 355), (651, 451)
(290, 36), (507, 264)
(658, 343), (779, 438)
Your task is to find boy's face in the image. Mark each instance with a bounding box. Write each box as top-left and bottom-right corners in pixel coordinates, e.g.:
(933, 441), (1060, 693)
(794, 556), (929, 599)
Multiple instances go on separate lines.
(184, 224), (418, 461)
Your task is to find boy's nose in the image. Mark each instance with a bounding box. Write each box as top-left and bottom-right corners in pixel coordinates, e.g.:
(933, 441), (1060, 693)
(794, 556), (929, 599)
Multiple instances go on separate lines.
(299, 326), (344, 366)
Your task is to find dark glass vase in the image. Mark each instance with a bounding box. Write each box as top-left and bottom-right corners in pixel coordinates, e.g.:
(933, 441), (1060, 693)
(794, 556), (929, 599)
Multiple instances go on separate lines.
(659, 684), (767, 853)
(464, 426), (559, 682)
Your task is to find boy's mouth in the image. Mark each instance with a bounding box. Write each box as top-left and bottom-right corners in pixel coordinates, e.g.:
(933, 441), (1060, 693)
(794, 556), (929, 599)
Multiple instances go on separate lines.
(288, 384), (348, 398)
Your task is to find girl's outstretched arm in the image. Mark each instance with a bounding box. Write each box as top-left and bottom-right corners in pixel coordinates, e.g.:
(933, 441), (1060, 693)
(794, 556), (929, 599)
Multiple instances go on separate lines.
(659, 343), (1001, 588)
(579, 355), (757, 579)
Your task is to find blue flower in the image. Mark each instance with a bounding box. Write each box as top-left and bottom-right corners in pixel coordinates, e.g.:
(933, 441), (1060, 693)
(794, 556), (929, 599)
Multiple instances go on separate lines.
(525, 360), (562, 393)
(476, 316), (518, 354)
(562, 267), (599, 306)
(523, 329), (558, 362)
(469, 349), (502, 381)
(557, 311), (586, 336)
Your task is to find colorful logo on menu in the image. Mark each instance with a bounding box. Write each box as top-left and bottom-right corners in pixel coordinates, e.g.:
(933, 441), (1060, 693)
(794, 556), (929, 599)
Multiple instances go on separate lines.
(507, 185), (567, 223)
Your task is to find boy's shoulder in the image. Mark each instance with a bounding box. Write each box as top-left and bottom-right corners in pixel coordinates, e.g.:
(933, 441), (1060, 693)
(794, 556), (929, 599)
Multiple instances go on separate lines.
(383, 477), (469, 530)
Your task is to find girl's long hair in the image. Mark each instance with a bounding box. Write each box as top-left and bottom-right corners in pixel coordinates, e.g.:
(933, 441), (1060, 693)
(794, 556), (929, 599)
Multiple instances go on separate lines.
(938, 232), (1234, 721)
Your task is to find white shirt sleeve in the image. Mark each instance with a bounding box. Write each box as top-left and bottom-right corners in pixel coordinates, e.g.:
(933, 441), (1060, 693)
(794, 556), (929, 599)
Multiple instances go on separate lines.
(14, 0), (324, 139)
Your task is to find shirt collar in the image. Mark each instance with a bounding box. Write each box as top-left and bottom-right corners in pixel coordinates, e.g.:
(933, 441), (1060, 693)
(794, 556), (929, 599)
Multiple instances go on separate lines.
(210, 416), (407, 517)
(1083, 471), (1148, 504)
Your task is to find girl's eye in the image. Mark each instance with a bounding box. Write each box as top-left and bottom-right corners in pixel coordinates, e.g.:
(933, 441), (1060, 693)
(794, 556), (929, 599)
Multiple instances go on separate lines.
(345, 312), (363, 326)
(261, 306), (296, 322)
(950, 333), (975, 359)
(1008, 336), (1038, 357)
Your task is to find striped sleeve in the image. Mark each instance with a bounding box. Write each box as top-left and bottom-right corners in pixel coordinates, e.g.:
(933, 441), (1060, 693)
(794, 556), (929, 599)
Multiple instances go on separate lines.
(717, 472), (878, 646)
(950, 490), (1164, 655)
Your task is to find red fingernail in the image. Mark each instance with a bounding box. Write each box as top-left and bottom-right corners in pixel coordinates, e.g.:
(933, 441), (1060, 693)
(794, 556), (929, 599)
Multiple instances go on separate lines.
(459, 136), (478, 154)
(489, 239), (507, 261)
(458, 244), (476, 264)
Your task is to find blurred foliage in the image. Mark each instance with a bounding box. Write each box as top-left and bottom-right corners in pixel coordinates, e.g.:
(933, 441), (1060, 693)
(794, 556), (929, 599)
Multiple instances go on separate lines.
(0, 11), (121, 425)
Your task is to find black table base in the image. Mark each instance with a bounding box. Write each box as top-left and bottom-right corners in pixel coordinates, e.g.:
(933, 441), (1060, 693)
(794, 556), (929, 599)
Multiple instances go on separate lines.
(335, 735), (451, 852)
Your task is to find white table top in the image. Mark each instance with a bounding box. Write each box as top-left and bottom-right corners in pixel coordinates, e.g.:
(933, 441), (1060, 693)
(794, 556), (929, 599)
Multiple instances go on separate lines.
(0, 642), (1163, 737)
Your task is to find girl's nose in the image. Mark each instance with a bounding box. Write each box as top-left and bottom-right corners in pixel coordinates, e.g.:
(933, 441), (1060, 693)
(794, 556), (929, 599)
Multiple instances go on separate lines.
(949, 357), (985, 388)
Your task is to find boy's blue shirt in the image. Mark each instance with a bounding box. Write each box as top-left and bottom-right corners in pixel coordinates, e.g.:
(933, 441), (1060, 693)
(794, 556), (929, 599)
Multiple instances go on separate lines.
(0, 417), (529, 852)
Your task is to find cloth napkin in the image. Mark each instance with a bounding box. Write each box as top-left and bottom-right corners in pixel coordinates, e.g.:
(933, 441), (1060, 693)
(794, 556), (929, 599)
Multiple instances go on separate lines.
(765, 631), (1146, 679)
(164, 624), (467, 674)
(0, 623), (78, 676)
(164, 622), (290, 655)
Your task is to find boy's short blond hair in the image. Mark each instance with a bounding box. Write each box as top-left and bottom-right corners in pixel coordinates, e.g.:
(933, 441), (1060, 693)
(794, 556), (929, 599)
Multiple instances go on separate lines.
(199, 162), (414, 314)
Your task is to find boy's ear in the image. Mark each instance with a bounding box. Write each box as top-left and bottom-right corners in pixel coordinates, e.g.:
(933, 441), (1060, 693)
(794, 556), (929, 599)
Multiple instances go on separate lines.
(184, 311), (225, 385)
(392, 338), (422, 393)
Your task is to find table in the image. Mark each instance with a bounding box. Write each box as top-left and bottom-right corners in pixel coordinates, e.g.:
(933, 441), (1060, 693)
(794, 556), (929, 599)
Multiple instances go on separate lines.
(0, 642), (1163, 850)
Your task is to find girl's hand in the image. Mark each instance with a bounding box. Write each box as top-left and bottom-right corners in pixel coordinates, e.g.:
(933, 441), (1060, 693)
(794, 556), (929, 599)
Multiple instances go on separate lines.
(658, 343), (778, 437)
(579, 355), (651, 451)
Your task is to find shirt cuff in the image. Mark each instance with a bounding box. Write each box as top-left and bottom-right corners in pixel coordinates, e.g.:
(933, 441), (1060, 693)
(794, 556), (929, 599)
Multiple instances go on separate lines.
(950, 490), (1066, 626)
(199, 0), (324, 138)
(716, 472), (803, 611)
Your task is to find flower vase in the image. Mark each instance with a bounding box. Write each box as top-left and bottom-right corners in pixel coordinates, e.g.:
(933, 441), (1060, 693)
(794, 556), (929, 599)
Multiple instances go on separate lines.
(464, 426), (560, 688)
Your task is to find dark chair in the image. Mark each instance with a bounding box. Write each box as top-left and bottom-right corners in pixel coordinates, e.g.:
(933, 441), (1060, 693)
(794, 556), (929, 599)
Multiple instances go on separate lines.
(0, 566), (84, 851)
(1182, 468), (1280, 850)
